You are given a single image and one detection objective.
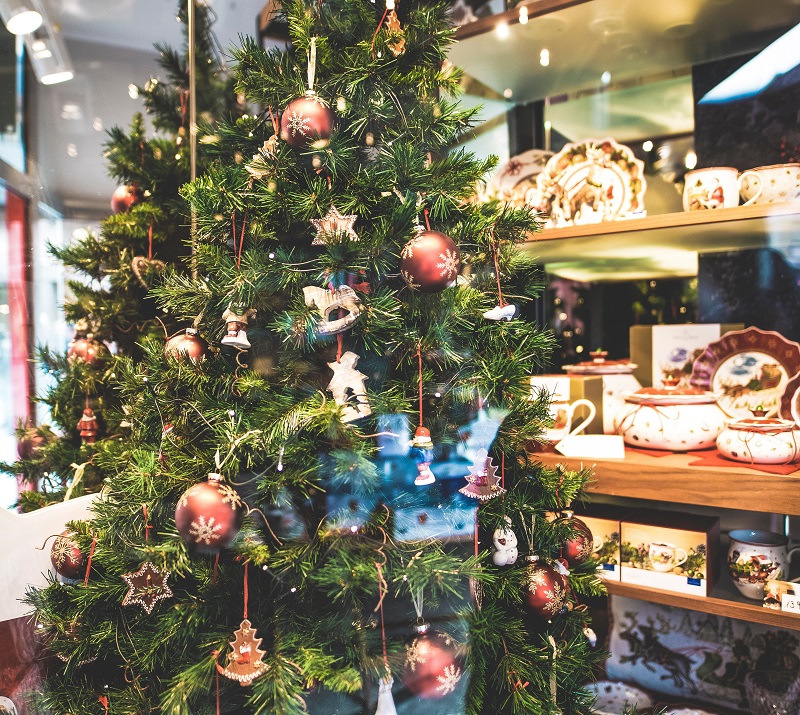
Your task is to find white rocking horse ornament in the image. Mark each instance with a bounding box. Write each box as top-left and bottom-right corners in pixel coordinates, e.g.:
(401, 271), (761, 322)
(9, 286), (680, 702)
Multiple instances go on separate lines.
(303, 285), (363, 335)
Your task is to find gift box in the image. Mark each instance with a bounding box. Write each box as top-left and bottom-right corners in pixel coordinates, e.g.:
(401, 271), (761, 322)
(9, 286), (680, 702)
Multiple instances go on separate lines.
(620, 509), (719, 596)
(573, 505), (631, 581)
(630, 323), (743, 389)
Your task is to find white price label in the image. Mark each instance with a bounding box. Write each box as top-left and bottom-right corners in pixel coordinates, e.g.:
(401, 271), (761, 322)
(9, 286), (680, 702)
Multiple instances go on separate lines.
(781, 594), (800, 614)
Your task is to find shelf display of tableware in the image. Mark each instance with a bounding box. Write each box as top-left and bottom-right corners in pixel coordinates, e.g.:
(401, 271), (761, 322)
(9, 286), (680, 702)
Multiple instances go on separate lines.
(584, 680), (653, 715)
(716, 408), (800, 465)
(727, 529), (800, 601)
(614, 387), (727, 451)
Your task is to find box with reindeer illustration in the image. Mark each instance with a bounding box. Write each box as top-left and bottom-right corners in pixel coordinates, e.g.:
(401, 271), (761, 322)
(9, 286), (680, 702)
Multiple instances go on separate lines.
(573, 505), (632, 582)
(620, 510), (719, 596)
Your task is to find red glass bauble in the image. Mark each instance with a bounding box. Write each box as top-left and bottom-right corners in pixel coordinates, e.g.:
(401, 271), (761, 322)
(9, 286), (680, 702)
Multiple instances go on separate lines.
(111, 184), (142, 213)
(164, 328), (209, 363)
(18, 429), (45, 460)
(50, 531), (85, 581)
(400, 229), (460, 293)
(175, 474), (244, 553)
(523, 556), (567, 619)
(67, 337), (106, 366)
(279, 92), (335, 150)
(560, 512), (595, 568)
(402, 626), (464, 699)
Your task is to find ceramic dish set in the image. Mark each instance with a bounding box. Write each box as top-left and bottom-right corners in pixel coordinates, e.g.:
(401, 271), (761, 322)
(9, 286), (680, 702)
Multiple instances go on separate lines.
(613, 328), (800, 465)
(683, 163), (800, 211)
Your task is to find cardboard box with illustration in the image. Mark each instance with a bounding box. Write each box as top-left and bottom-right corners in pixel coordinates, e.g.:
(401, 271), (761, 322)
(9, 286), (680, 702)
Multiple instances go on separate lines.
(573, 504), (631, 581)
(620, 509), (720, 596)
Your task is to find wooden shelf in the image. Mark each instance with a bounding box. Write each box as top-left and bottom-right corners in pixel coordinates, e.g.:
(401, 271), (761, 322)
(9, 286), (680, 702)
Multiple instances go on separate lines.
(521, 203), (800, 276)
(607, 580), (800, 630)
(531, 450), (800, 516)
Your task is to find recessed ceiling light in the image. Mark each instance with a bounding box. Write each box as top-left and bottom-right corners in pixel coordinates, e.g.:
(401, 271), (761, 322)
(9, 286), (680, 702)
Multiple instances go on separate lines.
(540, 48), (550, 67)
(66, 143), (77, 157)
(518, 6), (528, 24)
(642, 140), (654, 152)
(495, 21), (510, 39)
(5, 7), (42, 35)
(31, 39), (45, 52)
(128, 84), (139, 98)
(41, 71), (73, 85)
(503, 87), (513, 98)
(684, 150), (698, 169)
(601, 71), (611, 84)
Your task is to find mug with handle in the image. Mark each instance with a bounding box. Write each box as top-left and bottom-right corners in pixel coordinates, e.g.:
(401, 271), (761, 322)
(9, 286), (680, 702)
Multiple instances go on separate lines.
(682, 166), (762, 210)
(545, 398), (597, 442)
(649, 541), (688, 572)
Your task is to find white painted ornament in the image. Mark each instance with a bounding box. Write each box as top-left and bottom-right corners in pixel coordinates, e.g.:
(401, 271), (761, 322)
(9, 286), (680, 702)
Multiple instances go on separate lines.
(492, 516), (519, 566)
(327, 351), (372, 422)
(583, 626), (598, 647)
(303, 285), (362, 335)
(310, 204), (358, 245)
(221, 305), (257, 349)
(374, 676), (398, 715)
(483, 303), (517, 321)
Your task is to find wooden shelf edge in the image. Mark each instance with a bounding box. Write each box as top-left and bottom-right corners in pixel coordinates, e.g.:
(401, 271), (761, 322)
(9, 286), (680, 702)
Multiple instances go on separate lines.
(607, 581), (800, 630)
(454, 0), (592, 41)
(531, 451), (800, 516)
(523, 203), (800, 244)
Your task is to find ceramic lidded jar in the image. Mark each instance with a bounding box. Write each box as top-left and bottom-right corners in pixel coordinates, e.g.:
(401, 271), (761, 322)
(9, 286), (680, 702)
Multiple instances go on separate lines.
(716, 410), (800, 464)
(614, 386), (728, 451)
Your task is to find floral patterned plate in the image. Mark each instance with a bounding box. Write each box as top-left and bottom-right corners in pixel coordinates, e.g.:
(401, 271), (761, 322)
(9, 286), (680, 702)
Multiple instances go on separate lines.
(533, 138), (646, 228)
(584, 680), (653, 715)
(487, 148), (553, 207)
(690, 327), (800, 419)
(780, 371), (800, 426)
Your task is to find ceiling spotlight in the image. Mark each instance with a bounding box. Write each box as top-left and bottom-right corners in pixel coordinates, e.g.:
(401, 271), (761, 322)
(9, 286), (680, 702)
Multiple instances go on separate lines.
(41, 71), (73, 85)
(14, 0), (74, 85)
(4, 6), (42, 35)
(601, 70), (611, 85)
(684, 150), (698, 170)
(519, 6), (528, 24)
(495, 21), (510, 39)
(540, 48), (550, 67)
(642, 140), (654, 152)
(503, 87), (513, 98)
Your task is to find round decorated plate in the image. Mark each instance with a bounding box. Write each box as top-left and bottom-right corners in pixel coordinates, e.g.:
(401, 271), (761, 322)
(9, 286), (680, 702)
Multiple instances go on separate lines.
(623, 387), (717, 405)
(564, 360), (637, 375)
(690, 328), (800, 419)
(584, 680), (653, 715)
(488, 148), (553, 207)
(534, 138), (646, 228)
(780, 372), (800, 425)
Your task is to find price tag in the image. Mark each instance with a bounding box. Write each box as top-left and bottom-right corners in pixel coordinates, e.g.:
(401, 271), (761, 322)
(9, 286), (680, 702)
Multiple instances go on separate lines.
(781, 594), (800, 614)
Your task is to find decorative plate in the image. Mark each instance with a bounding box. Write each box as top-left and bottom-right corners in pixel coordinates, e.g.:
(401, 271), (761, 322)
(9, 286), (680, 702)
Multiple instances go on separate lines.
(584, 680), (653, 715)
(487, 148), (553, 207)
(533, 138), (646, 228)
(780, 372), (800, 425)
(664, 708), (719, 715)
(690, 328), (800, 419)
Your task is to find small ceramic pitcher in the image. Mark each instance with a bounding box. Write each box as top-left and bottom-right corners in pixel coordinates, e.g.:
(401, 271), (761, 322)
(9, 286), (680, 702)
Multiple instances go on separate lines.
(728, 529), (800, 600)
(648, 542), (688, 572)
(546, 398), (596, 442)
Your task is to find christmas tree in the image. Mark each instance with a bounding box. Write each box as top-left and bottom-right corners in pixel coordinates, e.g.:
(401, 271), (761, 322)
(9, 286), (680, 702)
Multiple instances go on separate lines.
(2, 3), (242, 511)
(29, 1), (606, 713)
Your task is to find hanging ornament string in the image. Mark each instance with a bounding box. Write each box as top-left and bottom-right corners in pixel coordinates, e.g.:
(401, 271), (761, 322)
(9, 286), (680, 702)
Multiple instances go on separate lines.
(370, 0), (393, 58)
(519, 512), (536, 555)
(147, 217), (154, 261)
(490, 227), (506, 309)
(411, 585), (424, 623)
(329, 279), (344, 363)
(143, 504), (152, 542)
(374, 561), (390, 677)
(501, 453), (505, 490)
(307, 37), (318, 92)
(548, 635), (561, 714)
(83, 536), (97, 587)
(243, 561), (249, 620)
(423, 207), (431, 231)
(417, 345), (424, 427)
(213, 553), (219, 585)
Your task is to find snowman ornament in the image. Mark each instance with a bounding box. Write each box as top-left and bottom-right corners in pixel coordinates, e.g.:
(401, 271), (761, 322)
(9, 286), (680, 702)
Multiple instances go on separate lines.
(492, 516), (518, 566)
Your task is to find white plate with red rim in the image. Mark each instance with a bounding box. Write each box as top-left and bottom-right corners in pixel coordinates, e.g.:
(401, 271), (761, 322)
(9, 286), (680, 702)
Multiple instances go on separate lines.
(584, 680), (653, 714)
(726, 417), (797, 432)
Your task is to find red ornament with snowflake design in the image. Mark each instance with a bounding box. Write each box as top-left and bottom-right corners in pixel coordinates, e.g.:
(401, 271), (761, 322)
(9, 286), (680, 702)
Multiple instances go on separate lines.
(401, 624), (464, 699)
(280, 91), (335, 150)
(400, 228), (460, 293)
(50, 531), (85, 581)
(523, 555), (567, 620)
(174, 473), (244, 553)
(559, 510), (595, 568)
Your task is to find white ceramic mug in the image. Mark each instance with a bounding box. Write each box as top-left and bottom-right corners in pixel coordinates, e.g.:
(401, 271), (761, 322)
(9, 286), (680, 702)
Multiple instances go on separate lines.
(648, 541), (688, 572)
(546, 398), (596, 442)
(739, 163), (800, 205)
(728, 529), (800, 600)
(683, 166), (761, 211)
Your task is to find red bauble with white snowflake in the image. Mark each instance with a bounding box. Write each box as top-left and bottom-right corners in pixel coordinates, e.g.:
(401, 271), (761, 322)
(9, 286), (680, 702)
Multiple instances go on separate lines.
(559, 511), (595, 568)
(400, 229), (460, 293)
(402, 624), (464, 699)
(50, 531), (85, 581)
(111, 184), (142, 213)
(279, 91), (335, 150)
(67, 337), (106, 366)
(523, 555), (567, 620)
(175, 473), (244, 553)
